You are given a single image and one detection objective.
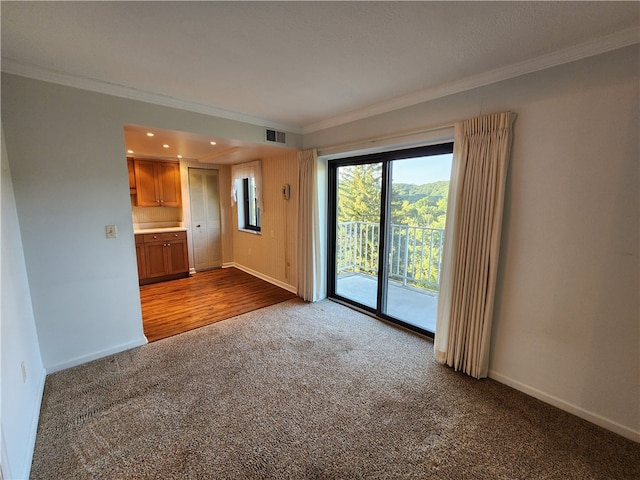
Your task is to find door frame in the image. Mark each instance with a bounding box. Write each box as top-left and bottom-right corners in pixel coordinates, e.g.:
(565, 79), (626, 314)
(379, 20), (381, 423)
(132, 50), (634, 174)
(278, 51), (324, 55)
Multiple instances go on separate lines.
(327, 142), (454, 338)
(187, 166), (223, 272)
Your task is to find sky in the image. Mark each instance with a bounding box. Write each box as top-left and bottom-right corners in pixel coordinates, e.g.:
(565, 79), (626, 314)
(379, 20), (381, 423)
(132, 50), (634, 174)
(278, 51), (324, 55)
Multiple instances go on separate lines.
(391, 154), (453, 185)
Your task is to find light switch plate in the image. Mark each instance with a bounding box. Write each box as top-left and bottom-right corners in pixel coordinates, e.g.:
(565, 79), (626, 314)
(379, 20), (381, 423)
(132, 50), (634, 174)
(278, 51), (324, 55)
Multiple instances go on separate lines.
(105, 225), (118, 238)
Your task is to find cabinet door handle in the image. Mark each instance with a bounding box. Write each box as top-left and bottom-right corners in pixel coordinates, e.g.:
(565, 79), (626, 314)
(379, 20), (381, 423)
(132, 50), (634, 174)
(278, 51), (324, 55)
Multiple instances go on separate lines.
(153, 235), (158, 239)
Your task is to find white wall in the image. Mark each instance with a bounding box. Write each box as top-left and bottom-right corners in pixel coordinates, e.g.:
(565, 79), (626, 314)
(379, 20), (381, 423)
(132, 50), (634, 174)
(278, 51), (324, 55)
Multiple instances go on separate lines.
(1, 74), (302, 374)
(305, 45), (639, 440)
(1, 126), (46, 480)
(1, 76), (302, 477)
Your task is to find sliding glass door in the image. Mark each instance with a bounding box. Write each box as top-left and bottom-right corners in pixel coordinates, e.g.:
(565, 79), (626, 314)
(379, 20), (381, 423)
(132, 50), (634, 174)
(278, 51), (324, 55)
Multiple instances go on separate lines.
(329, 144), (453, 336)
(334, 162), (383, 309)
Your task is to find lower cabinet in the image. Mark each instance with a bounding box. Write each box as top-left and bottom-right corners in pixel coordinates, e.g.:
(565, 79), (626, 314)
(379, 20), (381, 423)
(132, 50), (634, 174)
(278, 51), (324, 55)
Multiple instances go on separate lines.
(136, 231), (189, 285)
(135, 234), (146, 280)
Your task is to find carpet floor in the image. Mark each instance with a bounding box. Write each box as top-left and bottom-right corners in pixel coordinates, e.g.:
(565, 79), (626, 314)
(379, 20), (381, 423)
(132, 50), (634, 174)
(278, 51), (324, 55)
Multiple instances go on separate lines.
(31, 299), (639, 479)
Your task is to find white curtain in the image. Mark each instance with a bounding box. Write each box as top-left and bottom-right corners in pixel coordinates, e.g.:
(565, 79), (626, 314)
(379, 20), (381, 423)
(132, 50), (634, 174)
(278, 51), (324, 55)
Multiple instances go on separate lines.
(434, 111), (516, 379)
(297, 149), (322, 301)
(230, 160), (263, 210)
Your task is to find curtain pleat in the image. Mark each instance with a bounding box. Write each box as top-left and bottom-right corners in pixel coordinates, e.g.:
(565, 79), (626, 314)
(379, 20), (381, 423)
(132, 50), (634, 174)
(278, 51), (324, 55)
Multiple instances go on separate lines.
(434, 111), (516, 378)
(297, 149), (321, 301)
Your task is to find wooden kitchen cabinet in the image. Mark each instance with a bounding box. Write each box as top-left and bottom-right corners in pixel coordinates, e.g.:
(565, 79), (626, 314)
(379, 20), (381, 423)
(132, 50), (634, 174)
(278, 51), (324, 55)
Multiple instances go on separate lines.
(135, 234), (146, 280)
(127, 157), (137, 194)
(133, 159), (182, 207)
(136, 231), (189, 285)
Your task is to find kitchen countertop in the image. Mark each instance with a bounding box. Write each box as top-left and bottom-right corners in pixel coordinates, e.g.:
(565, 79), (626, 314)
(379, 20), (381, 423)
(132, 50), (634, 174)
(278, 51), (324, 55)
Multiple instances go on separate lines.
(134, 227), (187, 235)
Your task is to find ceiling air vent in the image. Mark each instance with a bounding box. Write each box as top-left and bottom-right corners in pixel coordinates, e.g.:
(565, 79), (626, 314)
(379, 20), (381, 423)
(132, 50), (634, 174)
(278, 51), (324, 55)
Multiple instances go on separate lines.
(265, 128), (286, 144)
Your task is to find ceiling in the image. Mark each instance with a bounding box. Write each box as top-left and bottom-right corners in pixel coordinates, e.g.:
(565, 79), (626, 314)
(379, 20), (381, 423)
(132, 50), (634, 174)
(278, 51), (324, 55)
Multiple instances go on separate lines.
(123, 124), (297, 164)
(2, 1), (639, 162)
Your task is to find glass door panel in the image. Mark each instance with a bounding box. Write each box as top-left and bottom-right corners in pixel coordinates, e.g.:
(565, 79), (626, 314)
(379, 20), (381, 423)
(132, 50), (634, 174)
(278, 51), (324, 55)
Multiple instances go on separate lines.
(334, 163), (382, 309)
(329, 143), (453, 337)
(383, 154), (452, 333)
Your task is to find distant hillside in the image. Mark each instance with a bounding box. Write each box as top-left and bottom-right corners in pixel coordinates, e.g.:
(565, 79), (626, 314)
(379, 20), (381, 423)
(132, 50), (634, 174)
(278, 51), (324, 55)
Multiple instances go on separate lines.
(388, 180), (449, 229)
(338, 169), (450, 228)
(392, 180), (449, 203)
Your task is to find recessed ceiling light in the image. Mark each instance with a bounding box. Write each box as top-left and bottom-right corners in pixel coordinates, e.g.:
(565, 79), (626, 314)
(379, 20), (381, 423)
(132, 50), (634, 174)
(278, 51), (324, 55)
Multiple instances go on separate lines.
(210, 141), (217, 146)
(146, 132), (154, 137)
(163, 144), (170, 148)
(127, 149), (134, 154)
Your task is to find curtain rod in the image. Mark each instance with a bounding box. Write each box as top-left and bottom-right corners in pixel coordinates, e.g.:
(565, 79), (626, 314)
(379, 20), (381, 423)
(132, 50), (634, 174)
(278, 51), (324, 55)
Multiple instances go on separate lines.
(316, 121), (455, 154)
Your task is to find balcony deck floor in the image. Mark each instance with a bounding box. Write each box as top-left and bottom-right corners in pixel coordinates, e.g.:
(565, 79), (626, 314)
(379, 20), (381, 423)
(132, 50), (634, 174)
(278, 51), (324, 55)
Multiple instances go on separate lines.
(336, 273), (437, 333)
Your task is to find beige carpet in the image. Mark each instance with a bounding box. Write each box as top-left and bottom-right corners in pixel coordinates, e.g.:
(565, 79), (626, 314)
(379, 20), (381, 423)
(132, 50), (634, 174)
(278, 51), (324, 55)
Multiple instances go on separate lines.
(31, 299), (639, 479)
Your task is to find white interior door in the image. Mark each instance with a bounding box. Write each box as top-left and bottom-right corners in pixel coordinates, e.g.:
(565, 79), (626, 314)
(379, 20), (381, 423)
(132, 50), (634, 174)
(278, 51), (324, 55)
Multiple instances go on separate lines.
(189, 168), (222, 271)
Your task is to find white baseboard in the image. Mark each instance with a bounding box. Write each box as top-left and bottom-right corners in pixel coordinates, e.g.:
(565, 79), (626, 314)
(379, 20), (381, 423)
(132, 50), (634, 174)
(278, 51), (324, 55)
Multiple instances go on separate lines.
(2, 365), (46, 480)
(488, 369), (639, 443)
(23, 367), (46, 479)
(228, 262), (298, 294)
(45, 336), (148, 374)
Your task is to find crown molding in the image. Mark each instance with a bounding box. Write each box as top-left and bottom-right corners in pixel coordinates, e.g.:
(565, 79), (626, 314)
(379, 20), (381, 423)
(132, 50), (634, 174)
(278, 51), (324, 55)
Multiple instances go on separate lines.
(303, 27), (640, 134)
(3, 26), (637, 137)
(0, 59), (302, 135)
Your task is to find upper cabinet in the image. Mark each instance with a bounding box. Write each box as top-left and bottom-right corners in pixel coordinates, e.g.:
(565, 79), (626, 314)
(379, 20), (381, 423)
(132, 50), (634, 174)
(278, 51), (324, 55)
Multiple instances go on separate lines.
(133, 159), (182, 207)
(127, 157), (137, 195)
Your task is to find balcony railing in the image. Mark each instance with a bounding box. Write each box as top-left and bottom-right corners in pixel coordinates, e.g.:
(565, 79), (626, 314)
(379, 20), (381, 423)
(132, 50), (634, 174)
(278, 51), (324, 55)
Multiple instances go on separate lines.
(337, 221), (445, 292)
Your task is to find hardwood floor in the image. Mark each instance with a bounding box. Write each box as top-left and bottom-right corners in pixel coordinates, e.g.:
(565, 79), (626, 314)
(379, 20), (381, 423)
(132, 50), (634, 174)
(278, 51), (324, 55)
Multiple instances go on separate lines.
(140, 267), (297, 342)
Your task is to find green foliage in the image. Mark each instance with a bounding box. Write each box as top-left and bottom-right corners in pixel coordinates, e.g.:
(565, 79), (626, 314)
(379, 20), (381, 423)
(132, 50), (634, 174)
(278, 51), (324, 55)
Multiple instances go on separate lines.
(337, 163), (382, 223)
(390, 180), (449, 229)
(338, 165), (449, 229)
(336, 164), (449, 291)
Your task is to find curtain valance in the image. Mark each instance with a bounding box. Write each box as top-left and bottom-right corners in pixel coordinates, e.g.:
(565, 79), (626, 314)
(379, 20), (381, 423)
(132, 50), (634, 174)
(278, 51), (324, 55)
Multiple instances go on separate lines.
(230, 160), (263, 210)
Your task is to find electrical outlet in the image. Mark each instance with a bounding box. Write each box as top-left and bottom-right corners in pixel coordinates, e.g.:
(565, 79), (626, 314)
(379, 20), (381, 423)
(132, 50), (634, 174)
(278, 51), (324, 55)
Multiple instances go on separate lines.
(248, 248), (252, 256)
(105, 225), (118, 238)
